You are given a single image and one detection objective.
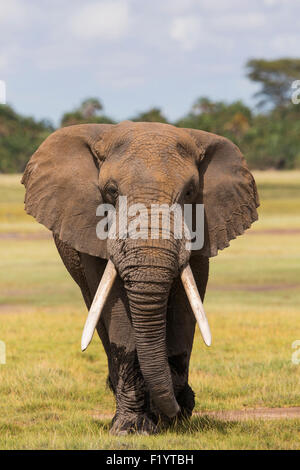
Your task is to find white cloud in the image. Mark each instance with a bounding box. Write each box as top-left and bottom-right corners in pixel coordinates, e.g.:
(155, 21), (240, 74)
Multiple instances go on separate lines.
(169, 16), (202, 50)
(69, 1), (130, 40)
(0, 52), (8, 70)
(160, 0), (197, 14)
(264, 0), (277, 5)
(0, 0), (28, 26)
(3, 0), (300, 123)
(197, 0), (243, 10)
(271, 33), (300, 55)
(264, 0), (294, 6)
(0, 44), (24, 74)
(0, 0), (22, 21)
(169, 14), (235, 52)
(105, 75), (145, 89)
(211, 13), (266, 31)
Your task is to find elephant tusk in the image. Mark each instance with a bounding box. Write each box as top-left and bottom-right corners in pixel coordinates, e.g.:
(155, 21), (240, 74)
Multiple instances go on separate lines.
(81, 259), (117, 352)
(181, 264), (212, 347)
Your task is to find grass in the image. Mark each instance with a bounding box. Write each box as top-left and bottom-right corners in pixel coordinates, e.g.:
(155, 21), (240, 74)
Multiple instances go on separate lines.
(0, 171), (300, 449)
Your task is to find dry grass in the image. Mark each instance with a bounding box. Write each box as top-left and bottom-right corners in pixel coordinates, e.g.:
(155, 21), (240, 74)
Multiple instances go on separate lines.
(0, 171), (299, 449)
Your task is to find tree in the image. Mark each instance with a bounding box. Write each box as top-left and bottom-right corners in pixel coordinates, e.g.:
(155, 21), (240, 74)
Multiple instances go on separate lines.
(60, 98), (114, 126)
(246, 58), (300, 108)
(80, 98), (103, 119)
(131, 107), (168, 123)
(0, 104), (53, 173)
(191, 97), (220, 115)
(176, 97), (252, 143)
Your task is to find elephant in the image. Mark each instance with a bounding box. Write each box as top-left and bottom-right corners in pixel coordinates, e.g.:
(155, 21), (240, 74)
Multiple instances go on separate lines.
(22, 121), (259, 435)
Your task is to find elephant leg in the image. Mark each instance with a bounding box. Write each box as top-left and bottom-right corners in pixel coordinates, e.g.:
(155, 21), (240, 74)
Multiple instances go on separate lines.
(53, 234), (93, 308)
(71, 251), (157, 435)
(53, 235), (207, 432)
(53, 234), (111, 366)
(163, 255), (209, 422)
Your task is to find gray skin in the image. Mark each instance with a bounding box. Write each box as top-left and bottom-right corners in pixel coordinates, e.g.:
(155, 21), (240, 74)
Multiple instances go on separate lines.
(22, 121), (259, 435)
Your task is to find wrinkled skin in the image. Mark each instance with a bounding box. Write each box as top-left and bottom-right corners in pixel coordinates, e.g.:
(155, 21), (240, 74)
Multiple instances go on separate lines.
(55, 235), (208, 434)
(22, 121), (259, 435)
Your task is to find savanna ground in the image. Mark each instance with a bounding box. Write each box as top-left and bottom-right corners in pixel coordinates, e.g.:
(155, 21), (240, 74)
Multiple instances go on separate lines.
(0, 171), (299, 450)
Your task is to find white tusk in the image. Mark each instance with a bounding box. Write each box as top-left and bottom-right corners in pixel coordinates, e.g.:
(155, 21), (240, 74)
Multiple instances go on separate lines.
(181, 264), (212, 347)
(81, 259), (117, 352)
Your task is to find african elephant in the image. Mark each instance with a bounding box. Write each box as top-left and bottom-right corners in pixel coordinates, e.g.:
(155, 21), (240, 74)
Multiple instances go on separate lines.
(22, 121), (259, 435)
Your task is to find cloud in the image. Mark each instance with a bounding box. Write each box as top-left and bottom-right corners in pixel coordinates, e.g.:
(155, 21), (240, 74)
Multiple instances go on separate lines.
(271, 33), (300, 55)
(3, 0), (300, 123)
(69, 1), (130, 40)
(169, 16), (202, 50)
(0, 44), (25, 74)
(168, 14), (235, 52)
(160, 0), (197, 14)
(264, 0), (294, 6)
(211, 13), (266, 31)
(196, 0), (244, 10)
(0, 0), (27, 25)
(0, 53), (8, 70)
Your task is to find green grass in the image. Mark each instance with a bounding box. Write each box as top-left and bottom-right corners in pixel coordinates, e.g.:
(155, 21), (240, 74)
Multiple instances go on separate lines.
(0, 171), (300, 449)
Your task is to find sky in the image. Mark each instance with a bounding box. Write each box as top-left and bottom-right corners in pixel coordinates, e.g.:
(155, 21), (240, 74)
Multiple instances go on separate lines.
(0, 0), (299, 125)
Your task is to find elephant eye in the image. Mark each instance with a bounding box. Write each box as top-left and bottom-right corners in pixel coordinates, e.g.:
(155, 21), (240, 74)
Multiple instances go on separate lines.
(104, 183), (119, 202)
(184, 184), (196, 201)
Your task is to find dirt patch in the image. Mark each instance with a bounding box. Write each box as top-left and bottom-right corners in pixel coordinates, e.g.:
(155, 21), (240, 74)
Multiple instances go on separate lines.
(0, 304), (34, 315)
(210, 283), (300, 292)
(195, 407), (300, 421)
(91, 407), (300, 422)
(0, 232), (51, 240)
(92, 412), (113, 421)
(248, 228), (300, 236)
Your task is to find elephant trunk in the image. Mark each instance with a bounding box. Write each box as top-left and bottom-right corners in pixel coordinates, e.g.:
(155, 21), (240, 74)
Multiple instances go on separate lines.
(117, 239), (181, 418)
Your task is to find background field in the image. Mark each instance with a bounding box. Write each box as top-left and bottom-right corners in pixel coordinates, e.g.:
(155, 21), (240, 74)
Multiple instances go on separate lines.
(0, 171), (299, 449)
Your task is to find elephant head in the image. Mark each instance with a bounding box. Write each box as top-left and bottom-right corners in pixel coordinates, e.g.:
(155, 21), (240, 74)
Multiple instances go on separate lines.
(22, 121), (259, 418)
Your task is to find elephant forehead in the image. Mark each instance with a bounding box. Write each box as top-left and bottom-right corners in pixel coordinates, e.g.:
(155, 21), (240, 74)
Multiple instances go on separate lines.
(115, 128), (196, 157)
(129, 132), (178, 152)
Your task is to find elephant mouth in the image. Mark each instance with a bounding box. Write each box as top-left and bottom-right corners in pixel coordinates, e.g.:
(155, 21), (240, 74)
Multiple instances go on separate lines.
(81, 259), (211, 351)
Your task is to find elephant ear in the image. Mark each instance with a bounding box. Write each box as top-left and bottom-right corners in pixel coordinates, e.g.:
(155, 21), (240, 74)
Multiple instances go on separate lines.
(184, 129), (259, 258)
(22, 124), (114, 258)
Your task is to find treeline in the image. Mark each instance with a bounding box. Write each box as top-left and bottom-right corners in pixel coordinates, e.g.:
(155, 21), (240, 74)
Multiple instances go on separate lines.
(1, 58), (300, 172)
(0, 105), (54, 173)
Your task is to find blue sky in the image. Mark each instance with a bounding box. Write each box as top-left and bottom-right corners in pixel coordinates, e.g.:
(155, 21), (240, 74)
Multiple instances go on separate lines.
(0, 0), (299, 125)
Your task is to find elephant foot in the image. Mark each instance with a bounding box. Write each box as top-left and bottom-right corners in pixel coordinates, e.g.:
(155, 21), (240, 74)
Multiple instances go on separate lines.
(110, 412), (157, 435)
(177, 383), (195, 420)
(151, 383), (195, 429)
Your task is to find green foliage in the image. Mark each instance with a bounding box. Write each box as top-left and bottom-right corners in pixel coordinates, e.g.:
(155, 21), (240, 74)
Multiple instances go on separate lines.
(131, 107), (168, 123)
(241, 104), (300, 169)
(246, 58), (300, 108)
(60, 98), (115, 127)
(176, 94), (300, 169)
(0, 104), (53, 173)
(177, 98), (252, 141)
(2, 57), (300, 172)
